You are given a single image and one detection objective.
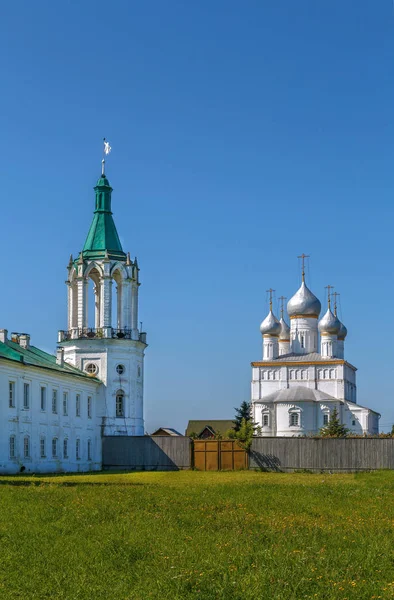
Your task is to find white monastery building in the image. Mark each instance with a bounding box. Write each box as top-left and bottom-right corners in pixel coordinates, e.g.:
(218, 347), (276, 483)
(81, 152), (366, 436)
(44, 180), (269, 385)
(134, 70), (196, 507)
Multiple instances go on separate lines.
(0, 154), (147, 473)
(251, 260), (379, 436)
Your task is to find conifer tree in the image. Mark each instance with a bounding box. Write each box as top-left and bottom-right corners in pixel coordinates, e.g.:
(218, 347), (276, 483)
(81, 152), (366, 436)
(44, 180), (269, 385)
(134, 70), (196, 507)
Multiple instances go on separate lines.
(234, 401), (255, 432)
(319, 407), (349, 438)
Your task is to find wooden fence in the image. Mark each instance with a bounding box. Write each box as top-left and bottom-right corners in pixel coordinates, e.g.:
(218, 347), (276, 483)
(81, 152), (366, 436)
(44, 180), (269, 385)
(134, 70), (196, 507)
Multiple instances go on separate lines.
(250, 437), (394, 472)
(102, 436), (191, 471)
(193, 440), (248, 471)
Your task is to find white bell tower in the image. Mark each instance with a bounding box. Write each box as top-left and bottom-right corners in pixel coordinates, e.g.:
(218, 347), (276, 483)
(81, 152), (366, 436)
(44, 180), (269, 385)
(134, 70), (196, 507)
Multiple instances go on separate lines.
(58, 154), (147, 436)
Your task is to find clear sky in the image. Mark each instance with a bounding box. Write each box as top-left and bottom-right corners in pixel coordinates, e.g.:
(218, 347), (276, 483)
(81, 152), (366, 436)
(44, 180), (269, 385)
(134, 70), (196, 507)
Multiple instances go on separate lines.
(1, 1), (394, 433)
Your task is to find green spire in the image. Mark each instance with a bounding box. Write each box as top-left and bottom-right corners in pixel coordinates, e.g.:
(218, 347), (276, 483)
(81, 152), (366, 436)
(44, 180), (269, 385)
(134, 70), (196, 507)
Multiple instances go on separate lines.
(82, 172), (126, 261)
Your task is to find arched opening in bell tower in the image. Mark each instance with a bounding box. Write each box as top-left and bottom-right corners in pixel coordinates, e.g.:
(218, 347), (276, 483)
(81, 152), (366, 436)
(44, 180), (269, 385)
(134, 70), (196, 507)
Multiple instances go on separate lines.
(85, 264), (102, 330)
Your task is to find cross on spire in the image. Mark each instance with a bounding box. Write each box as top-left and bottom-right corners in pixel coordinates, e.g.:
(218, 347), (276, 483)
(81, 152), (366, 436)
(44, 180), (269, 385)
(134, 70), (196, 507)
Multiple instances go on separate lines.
(297, 253), (310, 283)
(278, 296), (287, 319)
(332, 291), (340, 317)
(325, 285), (334, 309)
(266, 288), (275, 312)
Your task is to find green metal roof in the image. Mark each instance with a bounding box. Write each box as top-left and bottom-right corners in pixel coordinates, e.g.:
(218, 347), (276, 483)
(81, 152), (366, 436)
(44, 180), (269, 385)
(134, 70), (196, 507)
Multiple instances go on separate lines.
(0, 340), (99, 381)
(82, 173), (126, 261)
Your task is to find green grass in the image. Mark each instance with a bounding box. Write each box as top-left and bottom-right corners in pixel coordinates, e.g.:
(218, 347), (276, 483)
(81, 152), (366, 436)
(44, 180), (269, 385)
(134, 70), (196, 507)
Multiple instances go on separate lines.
(0, 470), (394, 599)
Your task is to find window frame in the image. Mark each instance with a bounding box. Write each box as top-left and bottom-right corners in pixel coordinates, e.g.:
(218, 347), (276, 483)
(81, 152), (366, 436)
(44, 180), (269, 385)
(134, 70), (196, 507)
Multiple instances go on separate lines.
(116, 364), (125, 375)
(52, 389), (58, 414)
(9, 435), (16, 459)
(76, 438), (81, 460)
(87, 396), (92, 419)
(23, 383), (30, 409)
(76, 394), (81, 417)
(63, 391), (68, 416)
(116, 390), (125, 418)
(40, 436), (46, 458)
(52, 437), (58, 458)
(40, 386), (47, 411)
(23, 435), (30, 459)
(87, 439), (92, 461)
(289, 412), (300, 427)
(9, 381), (15, 408)
(63, 438), (68, 459)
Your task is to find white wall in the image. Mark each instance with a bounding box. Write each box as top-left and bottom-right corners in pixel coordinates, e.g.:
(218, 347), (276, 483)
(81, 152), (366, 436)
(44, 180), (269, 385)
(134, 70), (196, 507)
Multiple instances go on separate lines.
(0, 361), (101, 474)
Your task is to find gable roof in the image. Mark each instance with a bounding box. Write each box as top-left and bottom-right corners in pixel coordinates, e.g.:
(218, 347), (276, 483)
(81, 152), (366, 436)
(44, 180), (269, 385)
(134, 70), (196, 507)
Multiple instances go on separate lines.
(151, 428), (183, 436)
(0, 339), (99, 381)
(185, 420), (235, 437)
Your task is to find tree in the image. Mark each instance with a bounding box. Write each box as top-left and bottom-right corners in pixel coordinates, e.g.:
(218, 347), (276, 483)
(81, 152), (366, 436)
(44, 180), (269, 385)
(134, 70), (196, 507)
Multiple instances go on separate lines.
(234, 401), (256, 432)
(319, 407), (350, 438)
(235, 418), (255, 450)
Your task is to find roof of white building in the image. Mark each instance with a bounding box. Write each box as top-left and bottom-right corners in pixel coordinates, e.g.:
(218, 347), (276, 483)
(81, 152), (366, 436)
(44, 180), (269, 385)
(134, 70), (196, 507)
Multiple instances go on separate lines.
(0, 339), (99, 381)
(260, 386), (339, 403)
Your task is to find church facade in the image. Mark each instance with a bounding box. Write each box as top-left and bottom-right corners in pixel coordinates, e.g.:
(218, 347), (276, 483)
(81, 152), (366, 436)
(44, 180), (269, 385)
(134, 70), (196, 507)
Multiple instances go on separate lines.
(251, 269), (379, 436)
(0, 161), (147, 474)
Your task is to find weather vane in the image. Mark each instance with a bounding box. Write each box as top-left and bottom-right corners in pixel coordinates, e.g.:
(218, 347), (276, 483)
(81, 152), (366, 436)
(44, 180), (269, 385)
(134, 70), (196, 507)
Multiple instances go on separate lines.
(102, 138), (112, 175)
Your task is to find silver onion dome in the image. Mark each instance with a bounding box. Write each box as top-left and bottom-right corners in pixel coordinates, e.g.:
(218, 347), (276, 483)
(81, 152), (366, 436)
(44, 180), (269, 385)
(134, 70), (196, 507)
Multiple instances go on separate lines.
(260, 311), (281, 337)
(287, 282), (321, 318)
(337, 319), (348, 341)
(279, 317), (290, 341)
(318, 308), (341, 335)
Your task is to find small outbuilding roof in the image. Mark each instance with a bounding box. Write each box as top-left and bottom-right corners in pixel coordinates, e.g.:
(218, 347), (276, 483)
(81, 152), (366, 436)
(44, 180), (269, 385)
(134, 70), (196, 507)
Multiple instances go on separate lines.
(185, 420), (235, 437)
(151, 428), (183, 436)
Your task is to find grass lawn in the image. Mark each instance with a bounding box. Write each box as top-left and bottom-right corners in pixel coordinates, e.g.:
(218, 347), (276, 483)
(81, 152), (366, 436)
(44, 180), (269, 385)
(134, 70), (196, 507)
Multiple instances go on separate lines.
(0, 471), (393, 599)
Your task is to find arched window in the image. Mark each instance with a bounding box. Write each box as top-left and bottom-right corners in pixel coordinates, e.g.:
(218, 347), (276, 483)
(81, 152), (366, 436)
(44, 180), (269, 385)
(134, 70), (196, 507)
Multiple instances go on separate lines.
(323, 413), (329, 425)
(116, 391), (125, 418)
(289, 413), (299, 427)
(262, 413), (269, 427)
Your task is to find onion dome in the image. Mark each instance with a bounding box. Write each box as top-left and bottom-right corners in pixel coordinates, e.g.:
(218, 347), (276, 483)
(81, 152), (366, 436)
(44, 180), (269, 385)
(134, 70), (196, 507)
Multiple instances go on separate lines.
(337, 319), (348, 341)
(318, 308), (341, 335)
(287, 282), (321, 318)
(260, 311), (281, 337)
(279, 317), (290, 341)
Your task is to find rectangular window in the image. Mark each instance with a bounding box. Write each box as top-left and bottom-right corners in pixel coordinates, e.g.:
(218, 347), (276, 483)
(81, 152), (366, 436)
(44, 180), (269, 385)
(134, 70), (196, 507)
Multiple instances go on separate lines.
(9, 382), (15, 408)
(323, 414), (329, 425)
(23, 383), (30, 409)
(290, 413), (299, 427)
(24, 436), (30, 458)
(76, 394), (81, 417)
(63, 392), (68, 416)
(9, 436), (15, 458)
(52, 438), (58, 458)
(87, 439), (92, 461)
(40, 437), (46, 458)
(76, 439), (81, 460)
(87, 396), (92, 419)
(40, 387), (46, 411)
(352, 419), (356, 426)
(262, 414), (269, 427)
(63, 438), (68, 459)
(52, 390), (58, 414)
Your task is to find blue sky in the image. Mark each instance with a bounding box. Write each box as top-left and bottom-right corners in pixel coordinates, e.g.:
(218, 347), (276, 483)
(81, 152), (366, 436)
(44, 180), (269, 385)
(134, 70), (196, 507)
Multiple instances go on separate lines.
(1, 1), (394, 432)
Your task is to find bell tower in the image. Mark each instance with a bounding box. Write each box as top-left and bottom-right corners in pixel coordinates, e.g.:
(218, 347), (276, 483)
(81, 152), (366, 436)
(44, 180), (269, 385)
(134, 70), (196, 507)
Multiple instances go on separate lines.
(58, 152), (147, 436)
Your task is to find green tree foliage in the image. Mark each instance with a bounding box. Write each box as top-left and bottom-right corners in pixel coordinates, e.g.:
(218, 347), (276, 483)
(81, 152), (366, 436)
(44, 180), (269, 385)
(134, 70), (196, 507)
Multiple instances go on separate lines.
(319, 407), (350, 438)
(235, 418), (255, 450)
(188, 432), (198, 440)
(234, 401), (256, 432)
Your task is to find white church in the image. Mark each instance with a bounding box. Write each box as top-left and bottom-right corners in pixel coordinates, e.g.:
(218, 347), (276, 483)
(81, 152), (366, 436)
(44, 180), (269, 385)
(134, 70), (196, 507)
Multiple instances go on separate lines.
(0, 156), (147, 473)
(251, 261), (380, 436)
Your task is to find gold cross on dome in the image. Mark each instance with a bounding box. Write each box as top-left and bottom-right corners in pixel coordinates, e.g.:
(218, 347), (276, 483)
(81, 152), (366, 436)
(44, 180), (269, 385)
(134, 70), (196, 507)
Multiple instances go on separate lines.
(325, 285), (334, 309)
(297, 253), (310, 282)
(278, 296), (287, 319)
(266, 288), (275, 312)
(332, 292), (340, 316)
